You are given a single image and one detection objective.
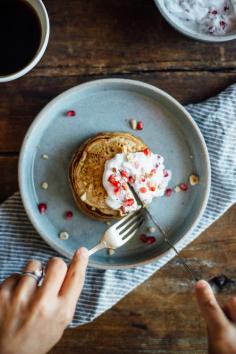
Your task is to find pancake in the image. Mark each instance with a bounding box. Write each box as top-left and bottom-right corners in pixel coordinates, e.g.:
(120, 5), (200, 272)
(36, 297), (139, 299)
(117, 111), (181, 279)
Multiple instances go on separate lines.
(69, 132), (147, 221)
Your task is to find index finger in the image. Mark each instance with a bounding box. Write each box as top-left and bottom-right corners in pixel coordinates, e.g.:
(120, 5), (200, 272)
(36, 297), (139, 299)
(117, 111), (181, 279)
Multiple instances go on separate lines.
(195, 280), (229, 333)
(59, 248), (88, 305)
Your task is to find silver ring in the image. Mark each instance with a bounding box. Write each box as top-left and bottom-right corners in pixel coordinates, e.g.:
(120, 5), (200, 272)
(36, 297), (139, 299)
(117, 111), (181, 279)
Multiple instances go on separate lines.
(21, 268), (45, 286)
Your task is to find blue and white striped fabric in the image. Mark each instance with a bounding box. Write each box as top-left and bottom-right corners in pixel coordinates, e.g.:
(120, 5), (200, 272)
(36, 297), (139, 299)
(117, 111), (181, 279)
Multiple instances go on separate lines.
(0, 84), (236, 327)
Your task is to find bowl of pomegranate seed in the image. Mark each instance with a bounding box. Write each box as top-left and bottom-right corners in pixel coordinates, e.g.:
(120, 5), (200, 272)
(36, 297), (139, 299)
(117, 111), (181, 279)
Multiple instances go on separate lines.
(19, 78), (210, 269)
(154, 0), (236, 42)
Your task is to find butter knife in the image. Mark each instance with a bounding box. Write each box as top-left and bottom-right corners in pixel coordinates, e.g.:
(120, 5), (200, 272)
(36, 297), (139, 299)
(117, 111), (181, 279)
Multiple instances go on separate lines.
(128, 182), (199, 282)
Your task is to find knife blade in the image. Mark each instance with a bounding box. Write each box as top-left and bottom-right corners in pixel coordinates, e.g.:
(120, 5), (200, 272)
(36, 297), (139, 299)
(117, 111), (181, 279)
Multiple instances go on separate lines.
(128, 182), (199, 282)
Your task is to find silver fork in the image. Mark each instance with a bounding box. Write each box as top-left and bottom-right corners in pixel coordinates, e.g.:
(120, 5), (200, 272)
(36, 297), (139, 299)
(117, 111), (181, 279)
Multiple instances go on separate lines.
(88, 210), (144, 256)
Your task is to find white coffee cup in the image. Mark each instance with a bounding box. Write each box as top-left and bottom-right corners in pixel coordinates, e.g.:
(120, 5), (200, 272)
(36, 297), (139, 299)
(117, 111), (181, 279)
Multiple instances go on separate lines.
(0, 0), (50, 83)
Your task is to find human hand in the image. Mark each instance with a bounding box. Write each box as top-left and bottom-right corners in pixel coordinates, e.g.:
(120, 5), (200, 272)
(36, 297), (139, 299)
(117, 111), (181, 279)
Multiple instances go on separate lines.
(196, 279), (236, 354)
(0, 247), (88, 354)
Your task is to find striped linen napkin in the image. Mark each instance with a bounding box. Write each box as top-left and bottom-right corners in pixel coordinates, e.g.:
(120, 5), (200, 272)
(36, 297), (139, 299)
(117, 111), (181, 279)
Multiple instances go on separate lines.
(0, 84), (235, 327)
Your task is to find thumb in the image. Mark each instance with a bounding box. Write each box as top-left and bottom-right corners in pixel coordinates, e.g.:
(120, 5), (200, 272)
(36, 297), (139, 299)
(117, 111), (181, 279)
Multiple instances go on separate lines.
(195, 280), (229, 332)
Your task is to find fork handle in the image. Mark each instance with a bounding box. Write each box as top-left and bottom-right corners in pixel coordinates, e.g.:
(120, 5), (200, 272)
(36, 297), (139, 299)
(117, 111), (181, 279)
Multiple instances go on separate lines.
(88, 242), (106, 256)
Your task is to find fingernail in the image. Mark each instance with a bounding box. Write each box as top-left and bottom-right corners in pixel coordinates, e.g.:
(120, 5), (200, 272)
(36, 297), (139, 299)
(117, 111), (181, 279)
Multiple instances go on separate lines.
(76, 247), (89, 260)
(196, 279), (208, 289)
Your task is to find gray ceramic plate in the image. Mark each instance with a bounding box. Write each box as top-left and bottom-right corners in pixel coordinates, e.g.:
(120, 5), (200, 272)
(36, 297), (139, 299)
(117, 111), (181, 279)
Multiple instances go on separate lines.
(19, 79), (210, 269)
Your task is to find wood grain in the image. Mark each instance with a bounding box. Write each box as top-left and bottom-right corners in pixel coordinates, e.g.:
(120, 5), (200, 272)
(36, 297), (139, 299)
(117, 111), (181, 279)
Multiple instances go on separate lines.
(0, 156), (18, 202)
(35, 0), (236, 76)
(0, 0), (236, 353)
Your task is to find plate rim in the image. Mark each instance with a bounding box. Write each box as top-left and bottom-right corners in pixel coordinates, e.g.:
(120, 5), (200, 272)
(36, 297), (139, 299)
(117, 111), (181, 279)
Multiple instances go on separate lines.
(18, 78), (211, 269)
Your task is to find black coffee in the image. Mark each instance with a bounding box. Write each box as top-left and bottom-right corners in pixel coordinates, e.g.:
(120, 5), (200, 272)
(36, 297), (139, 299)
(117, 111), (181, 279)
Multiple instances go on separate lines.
(0, 0), (42, 76)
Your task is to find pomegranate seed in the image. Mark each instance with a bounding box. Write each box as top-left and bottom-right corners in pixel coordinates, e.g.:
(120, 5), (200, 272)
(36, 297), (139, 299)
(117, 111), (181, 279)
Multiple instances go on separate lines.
(124, 198), (134, 207)
(114, 187), (121, 195)
(180, 183), (188, 191)
(140, 234), (148, 242)
(143, 148), (151, 156)
(38, 203), (47, 214)
(140, 176), (146, 183)
(139, 187), (147, 193)
(140, 234), (156, 244)
(220, 20), (226, 30)
(65, 211), (73, 220)
(66, 110), (76, 117)
(146, 236), (156, 244)
(163, 170), (169, 177)
(137, 121), (143, 130)
(128, 176), (135, 184)
(149, 185), (156, 192)
(120, 170), (129, 178)
(114, 181), (121, 188)
(151, 168), (156, 174)
(112, 167), (117, 173)
(108, 175), (120, 187)
(211, 10), (217, 14)
(165, 188), (172, 197)
(108, 174), (115, 183)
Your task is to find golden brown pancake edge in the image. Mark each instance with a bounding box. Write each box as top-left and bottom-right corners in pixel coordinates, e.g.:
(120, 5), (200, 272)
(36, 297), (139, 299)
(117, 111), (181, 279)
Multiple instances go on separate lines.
(69, 132), (147, 221)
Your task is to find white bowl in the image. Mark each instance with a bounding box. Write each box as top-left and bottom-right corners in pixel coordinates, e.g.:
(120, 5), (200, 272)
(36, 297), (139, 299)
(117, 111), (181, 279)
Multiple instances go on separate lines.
(154, 0), (236, 43)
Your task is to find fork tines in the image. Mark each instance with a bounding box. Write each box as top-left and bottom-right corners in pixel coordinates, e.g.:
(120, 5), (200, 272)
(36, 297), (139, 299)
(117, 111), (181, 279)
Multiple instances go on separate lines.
(116, 210), (145, 239)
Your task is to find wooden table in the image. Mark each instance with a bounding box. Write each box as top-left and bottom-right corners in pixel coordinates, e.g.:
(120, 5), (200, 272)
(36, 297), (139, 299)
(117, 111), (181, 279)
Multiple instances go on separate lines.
(0, 1), (236, 353)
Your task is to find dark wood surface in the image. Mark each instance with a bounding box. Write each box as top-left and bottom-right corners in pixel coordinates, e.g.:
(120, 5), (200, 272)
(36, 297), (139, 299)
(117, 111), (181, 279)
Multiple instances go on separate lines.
(0, 0), (236, 353)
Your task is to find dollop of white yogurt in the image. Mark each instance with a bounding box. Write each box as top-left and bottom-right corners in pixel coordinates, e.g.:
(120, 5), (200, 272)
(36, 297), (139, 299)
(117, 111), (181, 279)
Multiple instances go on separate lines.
(103, 149), (171, 214)
(164, 0), (236, 35)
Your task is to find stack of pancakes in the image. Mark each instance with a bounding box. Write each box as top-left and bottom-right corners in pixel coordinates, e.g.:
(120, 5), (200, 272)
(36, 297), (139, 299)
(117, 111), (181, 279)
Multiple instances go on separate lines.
(69, 132), (147, 220)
